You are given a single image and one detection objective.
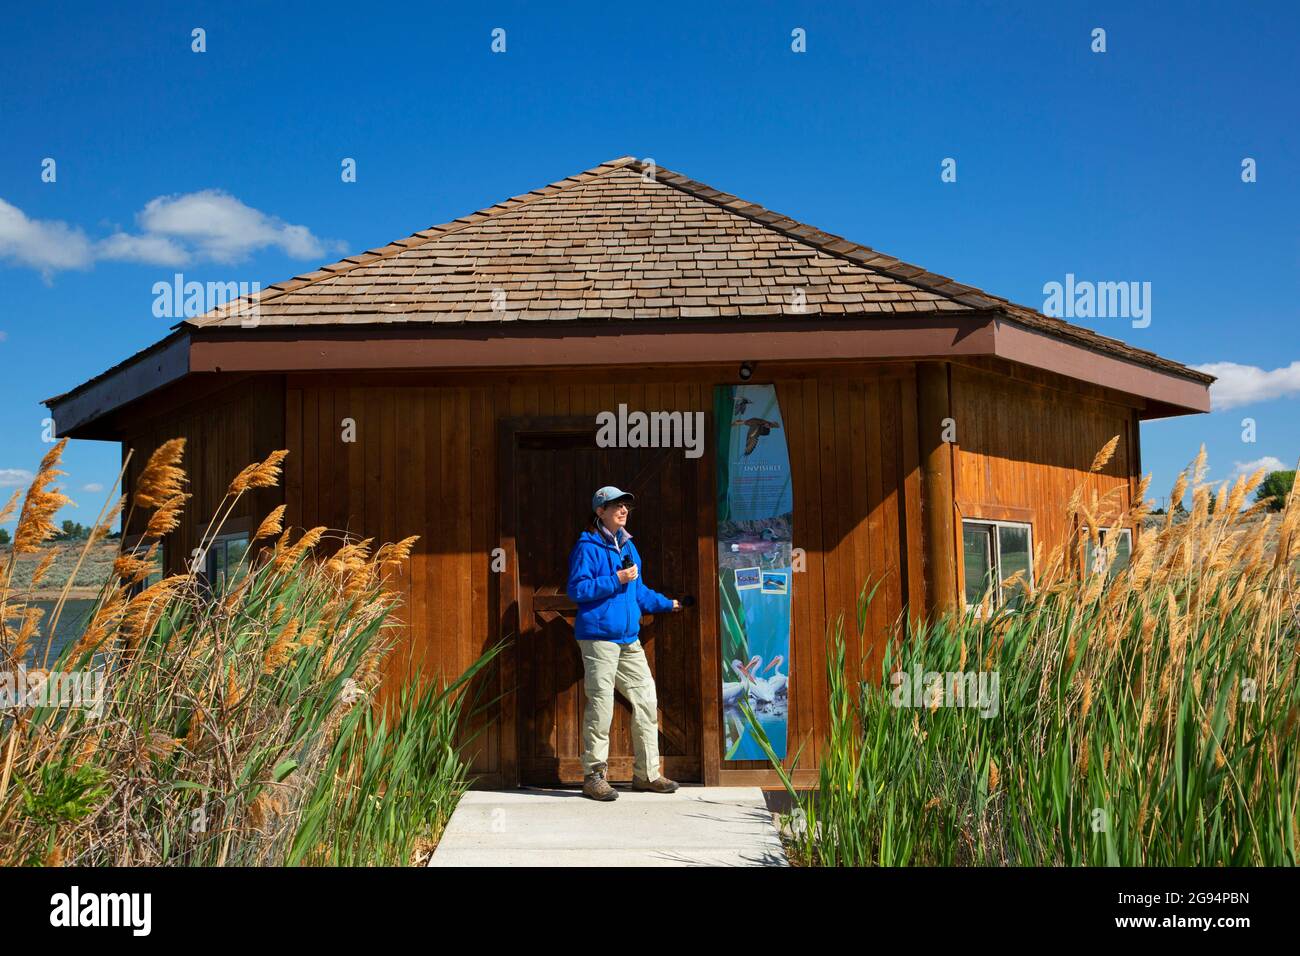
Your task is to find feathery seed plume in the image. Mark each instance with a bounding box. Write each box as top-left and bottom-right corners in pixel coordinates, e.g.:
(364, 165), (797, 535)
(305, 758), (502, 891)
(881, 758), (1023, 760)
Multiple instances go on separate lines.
(134, 439), (186, 508)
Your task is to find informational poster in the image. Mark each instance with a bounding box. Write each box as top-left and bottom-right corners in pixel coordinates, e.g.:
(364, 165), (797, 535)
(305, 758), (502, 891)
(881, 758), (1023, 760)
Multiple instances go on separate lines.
(715, 383), (793, 760)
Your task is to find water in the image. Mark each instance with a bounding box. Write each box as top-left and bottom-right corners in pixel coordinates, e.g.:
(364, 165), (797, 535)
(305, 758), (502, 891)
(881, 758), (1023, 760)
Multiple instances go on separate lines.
(20, 599), (97, 667)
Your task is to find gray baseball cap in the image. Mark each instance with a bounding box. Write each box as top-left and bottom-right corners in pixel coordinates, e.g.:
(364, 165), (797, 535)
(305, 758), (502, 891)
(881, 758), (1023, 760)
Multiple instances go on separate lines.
(592, 485), (635, 510)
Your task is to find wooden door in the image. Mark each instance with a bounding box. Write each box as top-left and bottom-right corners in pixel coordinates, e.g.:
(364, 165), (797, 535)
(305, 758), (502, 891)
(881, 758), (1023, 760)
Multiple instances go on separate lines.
(505, 424), (702, 785)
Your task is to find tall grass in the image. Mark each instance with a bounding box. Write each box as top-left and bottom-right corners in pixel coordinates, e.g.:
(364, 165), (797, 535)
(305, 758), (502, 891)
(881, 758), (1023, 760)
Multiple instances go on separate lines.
(0, 438), (499, 866)
(746, 446), (1300, 866)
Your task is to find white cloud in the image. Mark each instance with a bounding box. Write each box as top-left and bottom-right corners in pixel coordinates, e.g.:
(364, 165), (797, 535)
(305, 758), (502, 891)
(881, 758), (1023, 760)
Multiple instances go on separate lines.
(97, 232), (188, 266)
(137, 189), (340, 263)
(1230, 456), (1287, 478)
(0, 468), (35, 488)
(1194, 361), (1300, 411)
(0, 192), (343, 276)
(82, 482), (104, 493)
(0, 198), (94, 275)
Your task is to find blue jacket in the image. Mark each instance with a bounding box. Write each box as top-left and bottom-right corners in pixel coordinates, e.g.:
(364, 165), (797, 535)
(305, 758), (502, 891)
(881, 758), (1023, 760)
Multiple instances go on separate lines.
(566, 527), (674, 642)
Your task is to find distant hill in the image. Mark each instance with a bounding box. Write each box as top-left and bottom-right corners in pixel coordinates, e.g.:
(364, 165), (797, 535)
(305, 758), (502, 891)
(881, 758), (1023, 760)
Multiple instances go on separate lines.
(1, 540), (119, 599)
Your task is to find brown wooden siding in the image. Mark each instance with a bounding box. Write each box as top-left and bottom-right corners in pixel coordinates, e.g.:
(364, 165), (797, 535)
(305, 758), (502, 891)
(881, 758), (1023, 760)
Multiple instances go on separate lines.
(950, 363), (1138, 591)
(112, 357), (1146, 789)
(122, 378), (285, 568)
(283, 364), (917, 787)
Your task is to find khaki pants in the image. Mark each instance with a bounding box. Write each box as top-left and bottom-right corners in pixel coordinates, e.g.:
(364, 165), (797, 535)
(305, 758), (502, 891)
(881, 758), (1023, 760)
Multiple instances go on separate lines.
(578, 638), (661, 782)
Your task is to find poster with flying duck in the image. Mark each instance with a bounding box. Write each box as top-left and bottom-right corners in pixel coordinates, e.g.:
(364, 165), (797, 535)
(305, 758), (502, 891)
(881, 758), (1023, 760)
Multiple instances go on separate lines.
(715, 383), (792, 760)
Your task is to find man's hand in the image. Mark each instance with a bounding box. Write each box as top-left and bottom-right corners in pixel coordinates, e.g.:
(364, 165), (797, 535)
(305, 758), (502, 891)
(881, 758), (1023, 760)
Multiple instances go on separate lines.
(617, 565), (639, 584)
(671, 599), (682, 611)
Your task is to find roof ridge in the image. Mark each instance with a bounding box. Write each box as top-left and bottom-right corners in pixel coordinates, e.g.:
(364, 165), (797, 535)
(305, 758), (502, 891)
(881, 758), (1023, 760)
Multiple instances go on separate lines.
(180, 154), (1209, 385)
(634, 159), (1002, 310)
(633, 159), (1208, 381)
(186, 156), (639, 328)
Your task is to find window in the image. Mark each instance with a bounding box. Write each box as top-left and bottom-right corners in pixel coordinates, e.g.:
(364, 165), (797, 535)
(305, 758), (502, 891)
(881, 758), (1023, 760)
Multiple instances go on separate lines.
(205, 532), (250, 593)
(1083, 527), (1132, 581)
(962, 520), (1033, 611)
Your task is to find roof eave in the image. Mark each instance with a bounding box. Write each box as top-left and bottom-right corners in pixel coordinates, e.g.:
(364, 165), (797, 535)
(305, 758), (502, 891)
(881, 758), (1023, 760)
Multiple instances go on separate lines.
(45, 330), (191, 439)
(989, 316), (1211, 415)
(44, 313), (1212, 439)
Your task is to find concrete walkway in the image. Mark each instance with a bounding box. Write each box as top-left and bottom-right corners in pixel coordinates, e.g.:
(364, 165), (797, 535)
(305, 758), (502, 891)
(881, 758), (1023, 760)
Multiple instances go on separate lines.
(429, 786), (788, 867)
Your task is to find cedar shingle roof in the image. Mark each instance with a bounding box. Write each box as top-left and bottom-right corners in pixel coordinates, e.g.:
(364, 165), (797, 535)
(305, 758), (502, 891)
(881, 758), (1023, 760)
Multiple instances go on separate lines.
(189, 156), (1206, 384)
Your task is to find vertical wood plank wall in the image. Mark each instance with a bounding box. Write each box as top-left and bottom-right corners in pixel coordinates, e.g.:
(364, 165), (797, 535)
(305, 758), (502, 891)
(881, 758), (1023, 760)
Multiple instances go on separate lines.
(282, 365), (916, 787)
(285, 380), (723, 785)
(949, 363), (1139, 587)
(114, 360), (1147, 788)
(121, 378), (285, 558)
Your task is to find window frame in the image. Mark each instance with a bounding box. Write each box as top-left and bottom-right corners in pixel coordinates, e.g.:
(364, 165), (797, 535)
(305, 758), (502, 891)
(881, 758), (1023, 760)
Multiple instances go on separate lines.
(961, 518), (1035, 613)
(1082, 526), (1133, 581)
(204, 530), (251, 594)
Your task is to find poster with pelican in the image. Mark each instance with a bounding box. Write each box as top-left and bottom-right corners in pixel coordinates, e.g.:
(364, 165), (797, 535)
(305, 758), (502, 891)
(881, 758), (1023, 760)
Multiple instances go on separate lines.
(715, 383), (792, 760)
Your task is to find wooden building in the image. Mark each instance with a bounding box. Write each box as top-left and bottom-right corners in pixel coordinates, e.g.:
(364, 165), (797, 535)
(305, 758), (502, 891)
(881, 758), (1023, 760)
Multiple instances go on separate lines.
(46, 157), (1211, 788)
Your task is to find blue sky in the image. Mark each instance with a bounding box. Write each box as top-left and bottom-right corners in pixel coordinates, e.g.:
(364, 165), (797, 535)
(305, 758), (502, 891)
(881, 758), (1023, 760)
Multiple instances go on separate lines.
(1, 0), (1297, 528)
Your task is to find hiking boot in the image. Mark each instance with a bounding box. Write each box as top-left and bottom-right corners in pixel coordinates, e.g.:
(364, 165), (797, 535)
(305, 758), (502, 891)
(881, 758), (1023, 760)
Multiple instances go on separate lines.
(582, 765), (618, 801)
(632, 775), (679, 794)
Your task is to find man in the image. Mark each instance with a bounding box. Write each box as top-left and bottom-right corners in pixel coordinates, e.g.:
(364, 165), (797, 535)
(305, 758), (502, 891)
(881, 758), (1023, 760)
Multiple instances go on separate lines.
(566, 486), (682, 801)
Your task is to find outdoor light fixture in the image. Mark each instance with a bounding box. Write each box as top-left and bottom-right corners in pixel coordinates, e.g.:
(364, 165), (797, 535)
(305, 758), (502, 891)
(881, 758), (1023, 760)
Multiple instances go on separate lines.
(738, 362), (755, 381)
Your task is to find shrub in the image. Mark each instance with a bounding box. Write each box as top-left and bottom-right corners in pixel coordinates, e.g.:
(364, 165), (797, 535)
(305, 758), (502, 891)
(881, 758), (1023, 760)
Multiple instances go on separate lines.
(1256, 470), (1296, 512)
